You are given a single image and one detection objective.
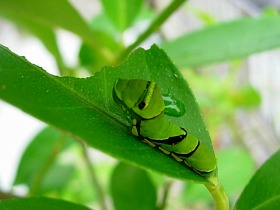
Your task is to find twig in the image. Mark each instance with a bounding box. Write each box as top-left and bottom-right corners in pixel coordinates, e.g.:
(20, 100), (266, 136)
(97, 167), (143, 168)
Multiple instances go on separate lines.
(81, 143), (108, 210)
(157, 181), (173, 210)
(116, 0), (186, 63)
(29, 135), (66, 195)
(205, 176), (229, 210)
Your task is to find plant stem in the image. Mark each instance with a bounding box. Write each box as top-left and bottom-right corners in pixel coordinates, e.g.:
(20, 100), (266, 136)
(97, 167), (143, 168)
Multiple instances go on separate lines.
(0, 190), (17, 199)
(116, 0), (186, 63)
(157, 181), (173, 210)
(81, 144), (107, 210)
(205, 177), (229, 210)
(29, 135), (66, 195)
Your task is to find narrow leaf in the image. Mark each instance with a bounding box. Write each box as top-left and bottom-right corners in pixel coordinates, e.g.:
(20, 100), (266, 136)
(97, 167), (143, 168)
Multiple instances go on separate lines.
(162, 17), (280, 68)
(100, 0), (143, 31)
(0, 0), (103, 51)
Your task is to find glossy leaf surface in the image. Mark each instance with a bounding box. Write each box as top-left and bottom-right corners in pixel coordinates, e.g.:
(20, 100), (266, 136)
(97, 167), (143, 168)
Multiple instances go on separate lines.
(162, 17), (280, 68)
(235, 150), (280, 210)
(0, 44), (214, 183)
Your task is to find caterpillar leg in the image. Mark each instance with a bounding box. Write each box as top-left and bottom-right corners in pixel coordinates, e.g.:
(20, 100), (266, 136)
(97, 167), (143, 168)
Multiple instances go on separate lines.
(158, 146), (171, 155)
(131, 119), (139, 136)
(171, 153), (183, 162)
(142, 139), (156, 147)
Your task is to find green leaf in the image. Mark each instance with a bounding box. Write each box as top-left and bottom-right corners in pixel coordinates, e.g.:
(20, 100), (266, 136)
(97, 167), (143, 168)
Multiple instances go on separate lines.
(217, 148), (255, 197)
(235, 150), (280, 210)
(89, 13), (120, 38)
(39, 164), (76, 194)
(78, 14), (121, 72)
(20, 21), (65, 73)
(100, 0), (143, 31)
(0, 44), (213, 183)
(0, 0), (88, 37)
(13, 127), (76, 194)
(79, 42), (113, 73)
(182, 148), (255, 203)
(0, 197), (91, 210)
(0, 0), (105, 53)
(231, 85), (261, 108)
(111, 162), (157, 210)
(162, 17), (280, 68)
(0, 2), (67, 74)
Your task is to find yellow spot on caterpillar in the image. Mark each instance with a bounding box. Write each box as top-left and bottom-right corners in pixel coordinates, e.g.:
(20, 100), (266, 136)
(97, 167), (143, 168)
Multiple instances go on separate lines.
(158, 147), (171, 155)
(131, 126), (138, 136)
(143, 139), (156, 147)
(132, 119), (137, 125)
(171, 153), (183, 162)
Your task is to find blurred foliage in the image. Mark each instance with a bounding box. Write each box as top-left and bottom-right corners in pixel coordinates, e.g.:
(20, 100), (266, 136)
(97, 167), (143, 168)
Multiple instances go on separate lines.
(183, 65), (261, 142)
(0, 0), (280, 209)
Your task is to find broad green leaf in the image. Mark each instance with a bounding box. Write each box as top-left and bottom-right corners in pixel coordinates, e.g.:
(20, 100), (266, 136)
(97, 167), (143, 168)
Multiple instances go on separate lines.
(162, 17), (280, 68)
(0, 44), (214, 183)
(0, 197), (91, 210)
(235, 150), (280, 210)
(100, 0), (143, 31)
(111, 162), (157, 210)
(13, 127), (76, 194)
(252, 197), (280, 210)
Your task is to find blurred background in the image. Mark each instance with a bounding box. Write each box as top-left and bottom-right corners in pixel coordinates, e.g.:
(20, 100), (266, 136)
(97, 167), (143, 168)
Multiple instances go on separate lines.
(0, 0), (280, 209)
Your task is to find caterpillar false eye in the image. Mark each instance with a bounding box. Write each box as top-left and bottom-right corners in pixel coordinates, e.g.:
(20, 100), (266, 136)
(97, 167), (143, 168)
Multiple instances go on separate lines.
(113, 79), (216, 176)
(138, 101), (146, 110)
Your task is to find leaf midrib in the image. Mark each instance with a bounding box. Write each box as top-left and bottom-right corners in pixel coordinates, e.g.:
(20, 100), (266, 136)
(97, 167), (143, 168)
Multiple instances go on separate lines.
(0, 45), (127, 128)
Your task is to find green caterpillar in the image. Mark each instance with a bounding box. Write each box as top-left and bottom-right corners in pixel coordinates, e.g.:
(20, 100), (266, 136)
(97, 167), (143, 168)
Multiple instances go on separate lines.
(113, 79), (216, 176)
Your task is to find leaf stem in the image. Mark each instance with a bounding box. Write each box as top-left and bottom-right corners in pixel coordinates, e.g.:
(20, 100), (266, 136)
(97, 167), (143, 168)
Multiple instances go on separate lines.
(80, 142), (107, 210)
(205, 176), (229, 210)
(157, 181), (173, 210)
(0, 190), (17, 199)
(116, 0), (186, 63)
(29, 134), (66, 195)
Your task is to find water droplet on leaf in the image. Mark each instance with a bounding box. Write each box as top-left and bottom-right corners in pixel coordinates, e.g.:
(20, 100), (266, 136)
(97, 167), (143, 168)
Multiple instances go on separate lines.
(162, 92), (185, 117)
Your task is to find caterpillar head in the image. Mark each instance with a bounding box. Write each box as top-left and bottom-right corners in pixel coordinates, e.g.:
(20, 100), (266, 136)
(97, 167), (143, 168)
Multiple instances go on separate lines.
(113, 79), (165, 119)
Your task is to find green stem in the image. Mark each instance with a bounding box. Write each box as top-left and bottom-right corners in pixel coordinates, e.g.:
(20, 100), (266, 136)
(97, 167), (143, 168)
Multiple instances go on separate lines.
(205, 177), (229, 210)
(116, 0), (186, 63)
(0, 190), (17, 199)
(29, 135), (66, 195)
(81, 144), (107, 210)
(157, 181), (173, 210)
